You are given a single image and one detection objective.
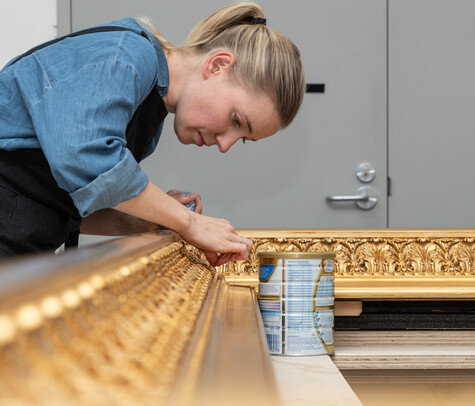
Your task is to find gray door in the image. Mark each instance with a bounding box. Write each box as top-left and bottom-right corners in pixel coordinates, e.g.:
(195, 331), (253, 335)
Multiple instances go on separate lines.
(67, 0), (388, 228)
(388, 0), (475, 227)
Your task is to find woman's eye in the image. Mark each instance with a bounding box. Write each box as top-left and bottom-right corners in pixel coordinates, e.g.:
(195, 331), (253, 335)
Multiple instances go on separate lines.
(233, 114), (242, 128)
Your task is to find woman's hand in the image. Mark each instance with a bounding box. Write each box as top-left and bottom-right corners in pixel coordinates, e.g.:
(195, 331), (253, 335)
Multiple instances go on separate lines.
(114, 182), (252, 266)
(179, 213), (253, 267)
(167, 189), (202, 213)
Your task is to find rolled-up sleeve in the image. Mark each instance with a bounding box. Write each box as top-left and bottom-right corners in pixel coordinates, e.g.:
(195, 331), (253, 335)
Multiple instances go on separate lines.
(29, 58), (156, 217)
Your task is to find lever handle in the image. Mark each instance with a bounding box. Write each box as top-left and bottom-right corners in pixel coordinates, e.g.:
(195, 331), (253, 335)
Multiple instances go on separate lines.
(326, 186), (378, 210)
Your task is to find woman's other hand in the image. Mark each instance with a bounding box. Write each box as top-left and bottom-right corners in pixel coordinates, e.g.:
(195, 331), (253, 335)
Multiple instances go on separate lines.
(167, 189), (202, 213)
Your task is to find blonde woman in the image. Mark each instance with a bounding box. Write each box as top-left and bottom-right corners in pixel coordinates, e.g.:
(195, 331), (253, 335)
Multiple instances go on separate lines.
(0, 2), (305, 265)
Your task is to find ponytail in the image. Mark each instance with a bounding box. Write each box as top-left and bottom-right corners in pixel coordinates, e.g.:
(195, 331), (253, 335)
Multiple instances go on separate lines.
(185, 2), (265, 47)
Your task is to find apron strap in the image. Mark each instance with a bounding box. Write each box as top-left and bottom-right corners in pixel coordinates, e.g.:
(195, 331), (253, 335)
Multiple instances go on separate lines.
(9, 26), (151, 67)
(64, 229), (80, 249)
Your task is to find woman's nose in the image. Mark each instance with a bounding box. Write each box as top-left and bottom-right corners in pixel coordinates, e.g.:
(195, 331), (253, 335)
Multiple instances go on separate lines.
(216, 133), (238, 153)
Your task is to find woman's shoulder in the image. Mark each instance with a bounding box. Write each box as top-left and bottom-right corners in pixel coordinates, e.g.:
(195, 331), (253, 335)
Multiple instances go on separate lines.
(41, 18), (161, 87)
(110, 18), (162, 84)
(114, 21), (159, 66)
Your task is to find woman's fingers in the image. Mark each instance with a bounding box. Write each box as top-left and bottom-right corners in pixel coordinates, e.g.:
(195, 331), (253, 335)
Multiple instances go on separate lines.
(167, 190), (202, 214)
(214, 253), (233, 267)
(202, 250), (219, 266)
(166, 189), (183, 199)
(202, 251), (249, 267)
(180, 214), (253, 266)
(193, 194), (203, 214)
(237, 235), (253, 249)
(212, 236), (253, 266)
(167, 190), (194, 204)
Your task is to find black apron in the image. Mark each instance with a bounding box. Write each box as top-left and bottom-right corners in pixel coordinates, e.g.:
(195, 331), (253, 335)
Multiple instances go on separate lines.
(0, 26), (168, 258)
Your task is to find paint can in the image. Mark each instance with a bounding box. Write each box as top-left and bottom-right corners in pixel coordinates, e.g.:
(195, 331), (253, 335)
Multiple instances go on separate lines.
(258, 251), (336, 356)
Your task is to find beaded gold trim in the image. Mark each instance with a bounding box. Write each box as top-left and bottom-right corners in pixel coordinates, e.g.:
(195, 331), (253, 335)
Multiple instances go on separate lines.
(0, 242), (214, 405)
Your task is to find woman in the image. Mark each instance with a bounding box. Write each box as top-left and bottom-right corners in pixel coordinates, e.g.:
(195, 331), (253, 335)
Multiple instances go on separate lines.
(0, 2), (305, 265)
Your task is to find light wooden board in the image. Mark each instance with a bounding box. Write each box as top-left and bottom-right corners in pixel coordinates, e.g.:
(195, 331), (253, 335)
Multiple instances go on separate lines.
(271, 355), (362, 406)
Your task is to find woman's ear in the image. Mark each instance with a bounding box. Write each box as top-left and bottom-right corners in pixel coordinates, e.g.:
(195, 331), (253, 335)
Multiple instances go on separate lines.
(202, 52), (235, 78)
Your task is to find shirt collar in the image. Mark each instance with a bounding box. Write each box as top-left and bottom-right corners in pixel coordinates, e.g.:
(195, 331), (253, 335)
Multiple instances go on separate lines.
(143, 30), (169, 98)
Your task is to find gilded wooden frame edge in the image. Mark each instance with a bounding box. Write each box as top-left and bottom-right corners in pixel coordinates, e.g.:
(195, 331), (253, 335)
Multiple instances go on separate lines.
(218, 229), (475, 299)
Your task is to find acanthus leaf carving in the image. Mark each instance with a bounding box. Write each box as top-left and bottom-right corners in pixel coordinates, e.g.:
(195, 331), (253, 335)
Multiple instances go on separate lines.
(219, 235), (475, 278)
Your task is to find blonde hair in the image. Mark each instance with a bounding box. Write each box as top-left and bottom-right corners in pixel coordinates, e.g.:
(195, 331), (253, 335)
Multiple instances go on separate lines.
(143, 2), (305, 128)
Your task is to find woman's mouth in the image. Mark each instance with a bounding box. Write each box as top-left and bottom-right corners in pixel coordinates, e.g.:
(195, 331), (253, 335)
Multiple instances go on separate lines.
(197, 132), (205, 147)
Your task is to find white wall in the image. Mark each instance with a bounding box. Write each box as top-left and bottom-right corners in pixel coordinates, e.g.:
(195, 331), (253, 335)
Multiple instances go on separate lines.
(0, 0), (57, 68)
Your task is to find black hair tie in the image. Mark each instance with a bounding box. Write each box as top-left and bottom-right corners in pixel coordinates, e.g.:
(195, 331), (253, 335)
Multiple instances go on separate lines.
(252, 17), (267, 25)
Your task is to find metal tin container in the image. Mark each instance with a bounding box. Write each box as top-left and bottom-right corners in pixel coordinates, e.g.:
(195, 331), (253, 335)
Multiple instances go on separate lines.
(258, 251), (336, 356)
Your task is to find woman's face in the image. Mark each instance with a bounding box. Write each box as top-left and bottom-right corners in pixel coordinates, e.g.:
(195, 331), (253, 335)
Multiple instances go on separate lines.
(172, 72), (281, 153)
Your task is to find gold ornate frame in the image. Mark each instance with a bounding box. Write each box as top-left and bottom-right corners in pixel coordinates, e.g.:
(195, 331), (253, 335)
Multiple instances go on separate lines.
(2, 229), (475, 403)
(221, 229), (475, 299)
(0, 232), (278, 406)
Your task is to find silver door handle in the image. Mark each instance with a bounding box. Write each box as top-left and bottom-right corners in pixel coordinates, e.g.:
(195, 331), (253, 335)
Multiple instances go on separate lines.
(326, 186), (378, 210)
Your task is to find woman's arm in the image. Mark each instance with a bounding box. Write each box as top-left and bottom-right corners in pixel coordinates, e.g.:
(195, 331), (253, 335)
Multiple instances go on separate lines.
(81, 189), (201, 236)
(114, 181), (253, 266)
(81, 208), (160, 236)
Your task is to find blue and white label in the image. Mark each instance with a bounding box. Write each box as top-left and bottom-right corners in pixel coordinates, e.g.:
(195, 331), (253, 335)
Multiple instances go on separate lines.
(259, 264), (275, 281)
(258, 254), (335, 355)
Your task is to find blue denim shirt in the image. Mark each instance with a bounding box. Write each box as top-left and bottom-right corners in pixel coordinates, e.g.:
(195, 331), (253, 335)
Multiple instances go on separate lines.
(0, 18), (169, 217)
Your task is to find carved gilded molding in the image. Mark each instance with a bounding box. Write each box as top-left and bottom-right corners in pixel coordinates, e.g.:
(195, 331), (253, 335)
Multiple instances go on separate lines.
(0, 234), (282, 406)
(0, 240), (215, 406)
(219, 229), (475, 299)
(170, 280), (280, 406)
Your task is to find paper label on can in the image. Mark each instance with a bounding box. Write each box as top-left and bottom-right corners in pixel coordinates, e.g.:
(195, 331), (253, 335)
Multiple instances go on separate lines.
(315, 296), (334, 307)
(261, 311), (283, 354)
(259, 264), (276, 282)
(313, 310), (334, 326)
(323, 259), (334, 273)
(259, 298), (281, 312)
(316, 279), (334, 297)
(285, 329), (326, 355)
(286, 298), (313, 312)
(261, 310), (281, 324)
(313, 310), (334, 345)
(264, 328), (282, 354)
(258, 283), (280, 296)
(258, 254), (335, 355)
(319, 328), (334, 346)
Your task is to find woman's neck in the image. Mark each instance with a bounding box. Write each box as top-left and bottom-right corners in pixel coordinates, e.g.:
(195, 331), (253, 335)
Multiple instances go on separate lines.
(162, 50), (199, 114)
